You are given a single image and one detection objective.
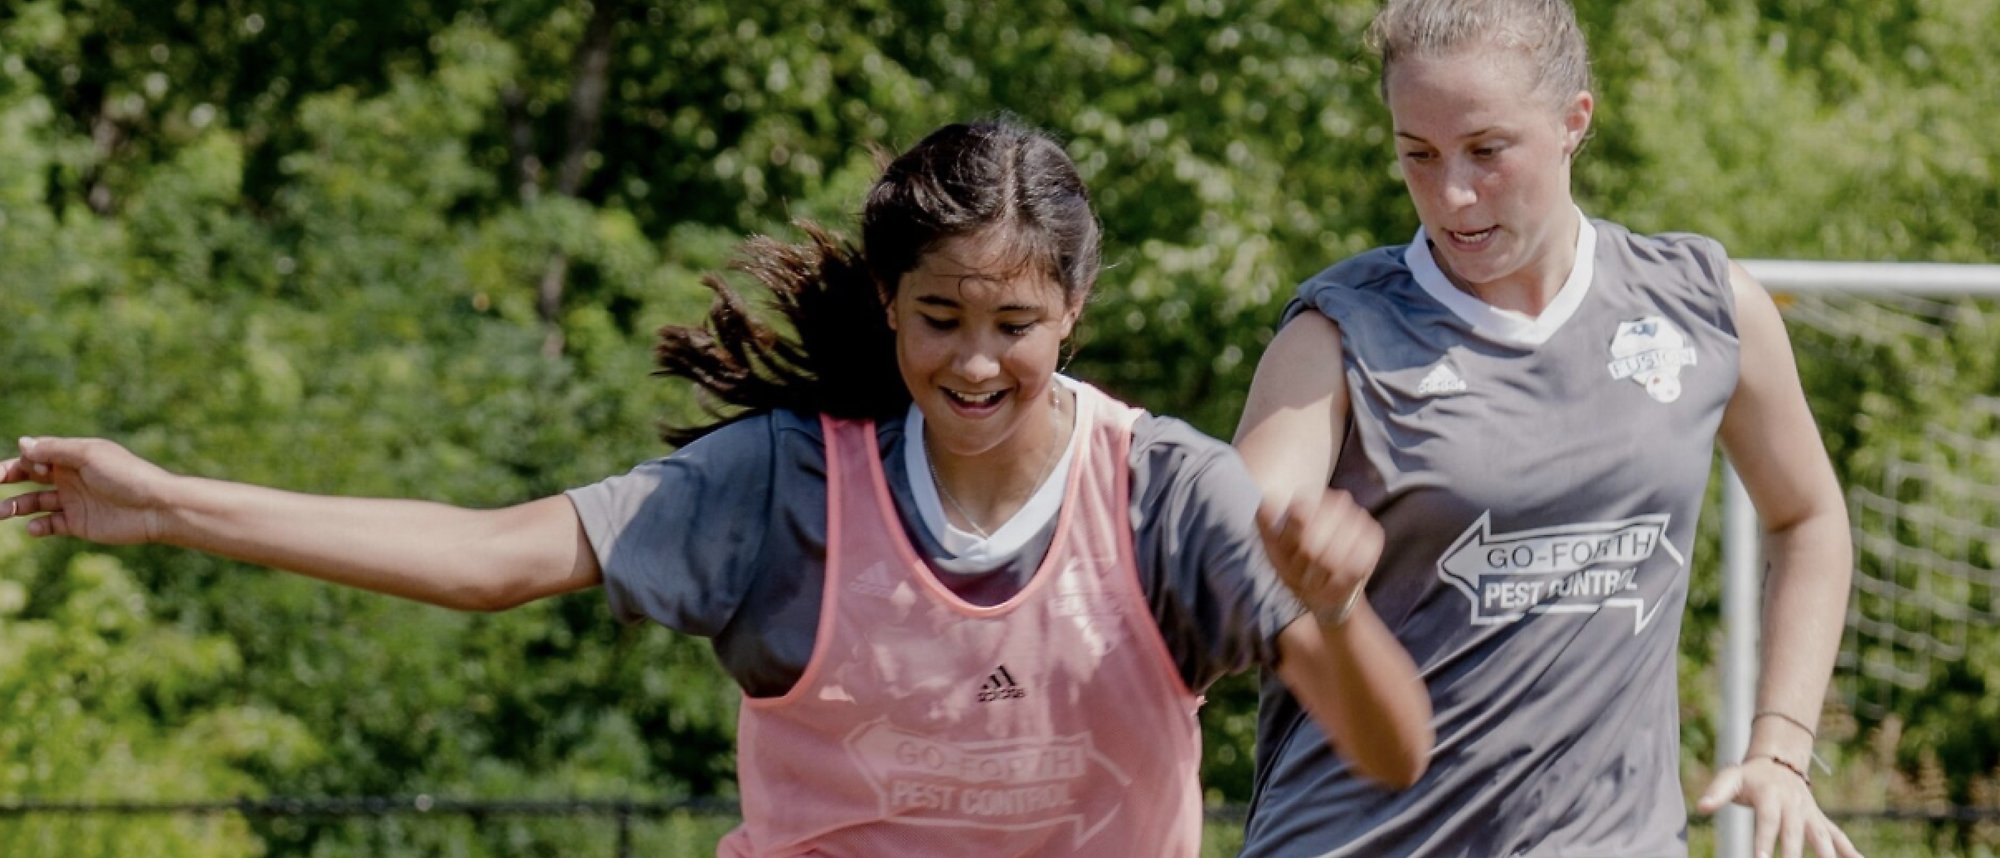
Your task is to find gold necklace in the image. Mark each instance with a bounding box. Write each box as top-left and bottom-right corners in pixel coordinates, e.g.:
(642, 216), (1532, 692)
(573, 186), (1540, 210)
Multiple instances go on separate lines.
(928, 452), (994, 539)
(927, 389), (1067, 540)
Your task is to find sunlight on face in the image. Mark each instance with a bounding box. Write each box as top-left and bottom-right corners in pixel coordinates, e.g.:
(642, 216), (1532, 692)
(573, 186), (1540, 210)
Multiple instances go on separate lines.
(1387, 43), (1593, 297)
(889, 231), (1080, 462)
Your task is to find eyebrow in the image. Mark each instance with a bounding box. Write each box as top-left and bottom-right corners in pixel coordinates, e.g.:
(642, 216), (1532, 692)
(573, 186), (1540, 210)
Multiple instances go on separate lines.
(914, 293), (1047, 313)
(1396, 126), (1502, 143)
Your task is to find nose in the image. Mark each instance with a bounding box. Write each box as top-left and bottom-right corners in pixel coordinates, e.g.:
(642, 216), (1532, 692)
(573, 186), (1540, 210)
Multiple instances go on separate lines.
(953, 343), (1002, 383)
(1442, 159), (1479, 209)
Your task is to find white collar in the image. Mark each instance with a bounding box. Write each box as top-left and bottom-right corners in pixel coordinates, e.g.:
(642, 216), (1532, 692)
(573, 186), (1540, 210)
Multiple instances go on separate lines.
(1406, 207), (1597, 347)
(902, 375), (1081, 564)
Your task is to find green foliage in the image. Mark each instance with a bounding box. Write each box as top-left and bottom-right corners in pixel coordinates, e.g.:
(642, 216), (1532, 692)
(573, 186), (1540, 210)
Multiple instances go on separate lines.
(0, 527), (319, 857)
(2, 0), (1997, 853)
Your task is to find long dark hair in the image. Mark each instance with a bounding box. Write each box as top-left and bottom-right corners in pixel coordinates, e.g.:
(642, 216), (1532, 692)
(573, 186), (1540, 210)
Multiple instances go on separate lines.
(654, 119), (1101, 446)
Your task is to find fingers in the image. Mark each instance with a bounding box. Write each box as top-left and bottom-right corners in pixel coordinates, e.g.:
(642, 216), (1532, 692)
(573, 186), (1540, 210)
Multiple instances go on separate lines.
(1258, 490), (1326, 572)
(1696, 766), (1742, 814)
(1753, 791), (1780, 858)
(1, 455), (53, 485)
(1257, 487), (1382, 609)
(17, 436), (79, 468)
(2, 490), (63, 520)
(1703, 765), (1861, 858)
(1803, 803), (1863, 858)
(1782, 804), (1805, 858)
(17, 436), (113, 476)
(1829, 822), (1862, 858)
(4, 438), (72, 537)
(27, 510), (67, 538)
(1322, 490), (1385, 573)
(3, 490), (68, 538)
(1256, 489), (1320, 572)
(1806, 820), (1836, 858)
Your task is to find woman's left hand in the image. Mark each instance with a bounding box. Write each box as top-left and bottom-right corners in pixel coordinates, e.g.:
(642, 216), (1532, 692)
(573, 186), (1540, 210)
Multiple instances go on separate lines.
(1696, 757), (1864, 858)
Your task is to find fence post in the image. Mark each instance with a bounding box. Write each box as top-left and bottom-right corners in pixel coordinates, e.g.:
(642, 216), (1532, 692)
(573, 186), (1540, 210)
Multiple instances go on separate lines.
(1718, 463), (1760, 858)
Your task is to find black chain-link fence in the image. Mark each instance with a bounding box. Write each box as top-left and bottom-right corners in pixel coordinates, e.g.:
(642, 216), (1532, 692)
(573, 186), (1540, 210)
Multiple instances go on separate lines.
(4, 798), (1999, 857)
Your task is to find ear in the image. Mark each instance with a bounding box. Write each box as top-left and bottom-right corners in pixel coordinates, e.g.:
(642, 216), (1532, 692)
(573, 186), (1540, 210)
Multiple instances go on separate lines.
(1561, 90), (1595, 158)
(1056, 303), (1082, 340)
(882, 282), (900, 331)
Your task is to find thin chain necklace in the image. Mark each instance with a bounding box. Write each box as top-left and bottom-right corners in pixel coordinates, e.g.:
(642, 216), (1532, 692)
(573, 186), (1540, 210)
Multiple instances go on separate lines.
(927, 389), (1067, 540)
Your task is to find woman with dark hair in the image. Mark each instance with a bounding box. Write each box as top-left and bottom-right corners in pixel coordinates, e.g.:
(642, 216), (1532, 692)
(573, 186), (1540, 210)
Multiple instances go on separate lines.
(5, 119), (1429, 857)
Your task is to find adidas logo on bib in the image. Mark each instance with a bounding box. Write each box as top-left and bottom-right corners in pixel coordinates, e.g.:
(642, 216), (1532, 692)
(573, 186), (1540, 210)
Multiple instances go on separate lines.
(977, 665), (1026, 702)
(848, 562), (898, 599)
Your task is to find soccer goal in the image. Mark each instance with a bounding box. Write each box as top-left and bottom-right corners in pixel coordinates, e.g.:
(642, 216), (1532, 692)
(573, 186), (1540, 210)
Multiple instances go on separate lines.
(1714, 259), (2000, 857)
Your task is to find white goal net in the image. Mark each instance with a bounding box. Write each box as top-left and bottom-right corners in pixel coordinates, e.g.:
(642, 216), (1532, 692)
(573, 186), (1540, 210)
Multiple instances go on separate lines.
(1711, 261), (2000, 856)
(1781, 288), (2000, 717)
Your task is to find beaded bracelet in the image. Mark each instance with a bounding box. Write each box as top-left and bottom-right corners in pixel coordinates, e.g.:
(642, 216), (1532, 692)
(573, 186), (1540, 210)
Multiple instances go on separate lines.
(1755, 754), (1813, 787)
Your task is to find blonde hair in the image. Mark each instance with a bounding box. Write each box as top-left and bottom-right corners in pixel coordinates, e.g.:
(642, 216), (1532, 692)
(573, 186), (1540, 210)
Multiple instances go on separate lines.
(1365, 0), (1592, 107)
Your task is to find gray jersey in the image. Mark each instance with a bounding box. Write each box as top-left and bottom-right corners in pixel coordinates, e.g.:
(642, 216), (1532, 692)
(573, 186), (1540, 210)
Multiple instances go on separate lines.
(566, 405), (1304, 698)
(1244, 217), (1739, 857)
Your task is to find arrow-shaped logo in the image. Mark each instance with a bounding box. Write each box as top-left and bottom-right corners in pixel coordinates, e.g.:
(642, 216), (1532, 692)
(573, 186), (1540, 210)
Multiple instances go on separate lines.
(843, 719), (1131, 849)
(1436, 512), (1684, 632)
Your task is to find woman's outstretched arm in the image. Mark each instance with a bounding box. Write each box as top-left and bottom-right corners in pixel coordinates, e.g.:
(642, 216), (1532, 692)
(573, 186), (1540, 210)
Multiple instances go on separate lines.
(3, 436), (601, 611)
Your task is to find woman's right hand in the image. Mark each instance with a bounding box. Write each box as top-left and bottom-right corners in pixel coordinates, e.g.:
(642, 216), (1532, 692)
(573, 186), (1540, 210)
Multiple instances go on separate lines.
(2, 436), (176, 545)
(1263, 486), (1430, 789)
(1257, 486), (1385, 622)
(1235, 312), (1374, 620)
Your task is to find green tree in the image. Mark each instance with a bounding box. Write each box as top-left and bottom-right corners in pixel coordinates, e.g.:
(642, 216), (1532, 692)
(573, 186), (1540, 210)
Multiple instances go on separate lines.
(3, 1), (1999, 853)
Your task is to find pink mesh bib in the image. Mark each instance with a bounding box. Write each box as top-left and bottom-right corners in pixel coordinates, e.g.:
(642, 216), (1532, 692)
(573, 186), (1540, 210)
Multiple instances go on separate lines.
(718, 383), (1204, 857)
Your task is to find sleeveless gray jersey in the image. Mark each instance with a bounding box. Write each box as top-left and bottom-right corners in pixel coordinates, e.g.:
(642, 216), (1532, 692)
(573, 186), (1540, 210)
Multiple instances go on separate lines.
(1243, 217), (1739, 857)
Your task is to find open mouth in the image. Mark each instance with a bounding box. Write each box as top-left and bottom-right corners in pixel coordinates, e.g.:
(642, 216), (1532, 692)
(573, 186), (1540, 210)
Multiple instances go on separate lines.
(943, 388), (1009, 410)
(1447, 227), (1498, 246)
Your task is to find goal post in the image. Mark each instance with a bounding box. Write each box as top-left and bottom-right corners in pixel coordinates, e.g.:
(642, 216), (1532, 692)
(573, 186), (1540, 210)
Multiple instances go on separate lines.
(1713, 258), (2000, 858)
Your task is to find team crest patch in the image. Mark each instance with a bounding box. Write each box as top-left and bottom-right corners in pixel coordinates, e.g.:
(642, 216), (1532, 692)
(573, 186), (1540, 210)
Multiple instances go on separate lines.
(1606, 316), (1697, 403)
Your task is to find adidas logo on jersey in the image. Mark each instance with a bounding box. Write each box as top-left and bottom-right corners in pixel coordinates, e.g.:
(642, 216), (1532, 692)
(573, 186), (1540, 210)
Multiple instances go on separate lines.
(1416, 361), (1468, 396)
(848, 562), (898, 599)
(977, 665), (1026, 702)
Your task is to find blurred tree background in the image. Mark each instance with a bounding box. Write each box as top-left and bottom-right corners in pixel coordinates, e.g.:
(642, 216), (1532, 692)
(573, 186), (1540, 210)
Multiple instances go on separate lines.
(1, 0), (1996, 854)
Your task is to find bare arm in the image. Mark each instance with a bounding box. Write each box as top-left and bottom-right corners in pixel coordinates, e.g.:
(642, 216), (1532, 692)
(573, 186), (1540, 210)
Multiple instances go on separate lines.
(3, 436), (601, 612)
(1272, 582), (1433, 790)
(1236, 313), (1433, 789)
(1234, 312), (1349, 513)
(1694, 264), (1861, 858)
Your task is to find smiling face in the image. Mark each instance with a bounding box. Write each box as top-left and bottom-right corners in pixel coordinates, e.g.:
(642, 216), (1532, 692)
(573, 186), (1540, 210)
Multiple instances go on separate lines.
(1386, 43), (1592, 296)
(889, 230), (1080, 462)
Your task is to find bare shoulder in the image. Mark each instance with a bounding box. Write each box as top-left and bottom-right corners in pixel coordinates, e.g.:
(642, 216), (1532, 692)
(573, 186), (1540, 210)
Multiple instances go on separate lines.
(1722, 259), (1796, 362)
(1271, 309), (1342, 354)
(1243, 311), (1346, 407)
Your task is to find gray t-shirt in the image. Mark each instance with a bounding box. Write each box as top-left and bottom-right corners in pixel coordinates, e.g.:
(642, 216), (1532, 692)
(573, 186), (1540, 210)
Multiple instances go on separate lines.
(567, 405), (1304, 697)
(1243, 217), (1739, 857)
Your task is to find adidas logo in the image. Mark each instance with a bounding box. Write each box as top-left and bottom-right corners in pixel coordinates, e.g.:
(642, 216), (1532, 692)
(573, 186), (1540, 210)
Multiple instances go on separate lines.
(976, 665), (1026, 703)
(1415, 362), (1468, 396)
(848, 562), (897, 599)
